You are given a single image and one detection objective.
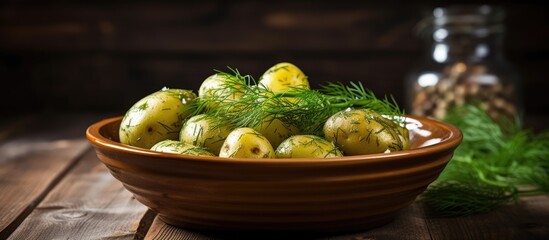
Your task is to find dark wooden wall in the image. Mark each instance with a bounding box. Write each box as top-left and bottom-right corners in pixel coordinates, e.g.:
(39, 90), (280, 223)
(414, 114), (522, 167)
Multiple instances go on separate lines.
(1, 1), (548, 126)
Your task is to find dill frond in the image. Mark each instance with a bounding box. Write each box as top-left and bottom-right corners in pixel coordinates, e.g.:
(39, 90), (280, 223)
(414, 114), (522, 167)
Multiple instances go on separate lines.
(185, 67), (405, 135)
(422, 104), (549, 217)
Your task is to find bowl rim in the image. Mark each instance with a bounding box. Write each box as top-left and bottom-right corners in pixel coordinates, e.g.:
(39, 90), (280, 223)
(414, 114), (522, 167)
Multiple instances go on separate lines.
(86, 115), (462, 165)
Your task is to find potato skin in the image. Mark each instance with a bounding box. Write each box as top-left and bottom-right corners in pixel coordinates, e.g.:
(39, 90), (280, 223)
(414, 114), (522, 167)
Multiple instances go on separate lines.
(151, 140), (214, 156)
(259, 62), (310, 93)
(198, 73), (242, 111)
(219, 128), (275, 158)
(119, 88), (196, 149)
(179, 114), (234, 155)
(275, 135), (343, 158)
(323, 109), (410, 155)
(253, 117), (300, 149)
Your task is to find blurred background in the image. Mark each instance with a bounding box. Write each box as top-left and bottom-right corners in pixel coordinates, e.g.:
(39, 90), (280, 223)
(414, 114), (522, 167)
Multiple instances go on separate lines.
(1, 0), (547, 131)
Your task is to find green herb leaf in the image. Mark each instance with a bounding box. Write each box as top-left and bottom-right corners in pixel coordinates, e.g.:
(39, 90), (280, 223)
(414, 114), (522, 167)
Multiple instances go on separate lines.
(422, 182), (515, 217)
(185, 67), (404, 135)
(422, 104), (549, 217)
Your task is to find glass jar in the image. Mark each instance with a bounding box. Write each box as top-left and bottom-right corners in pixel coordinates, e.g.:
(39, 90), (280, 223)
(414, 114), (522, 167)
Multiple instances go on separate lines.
(404, 5), (523, 122)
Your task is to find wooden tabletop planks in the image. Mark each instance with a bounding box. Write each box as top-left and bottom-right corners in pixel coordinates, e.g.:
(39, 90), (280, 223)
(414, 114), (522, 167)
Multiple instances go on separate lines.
(144, 202), (432, 240)
(8, 149), (153, 240)
(423, 195), (549, 240)
(143, 197), (549, 240)
(0, 114), (93, 238)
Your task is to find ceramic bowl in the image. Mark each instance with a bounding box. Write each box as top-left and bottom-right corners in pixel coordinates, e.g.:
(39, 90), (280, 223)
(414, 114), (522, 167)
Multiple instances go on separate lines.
(86, 115), (462, 232)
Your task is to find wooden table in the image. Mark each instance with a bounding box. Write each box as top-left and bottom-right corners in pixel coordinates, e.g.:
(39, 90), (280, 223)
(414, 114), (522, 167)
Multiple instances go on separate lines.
(1, 114), (548, 240)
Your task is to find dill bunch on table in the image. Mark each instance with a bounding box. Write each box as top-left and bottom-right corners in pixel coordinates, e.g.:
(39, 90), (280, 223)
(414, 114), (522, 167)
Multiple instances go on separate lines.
(421, 104), (549, 217)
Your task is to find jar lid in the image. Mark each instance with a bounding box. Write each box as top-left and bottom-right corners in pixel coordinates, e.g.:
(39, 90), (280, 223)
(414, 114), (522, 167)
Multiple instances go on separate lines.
(416, 4), (505, 38)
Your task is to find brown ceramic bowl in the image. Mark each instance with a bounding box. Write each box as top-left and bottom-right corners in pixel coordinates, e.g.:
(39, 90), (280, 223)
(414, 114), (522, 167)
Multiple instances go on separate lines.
(86, 115), (462, 233)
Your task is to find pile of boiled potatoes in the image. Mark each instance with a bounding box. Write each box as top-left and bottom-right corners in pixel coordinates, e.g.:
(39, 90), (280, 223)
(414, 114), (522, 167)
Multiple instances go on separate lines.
(118, 62), (409, 159)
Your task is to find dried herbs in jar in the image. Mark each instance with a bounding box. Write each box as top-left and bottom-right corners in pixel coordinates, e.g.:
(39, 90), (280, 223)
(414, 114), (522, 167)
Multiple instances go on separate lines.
(405, 5), (523, 122)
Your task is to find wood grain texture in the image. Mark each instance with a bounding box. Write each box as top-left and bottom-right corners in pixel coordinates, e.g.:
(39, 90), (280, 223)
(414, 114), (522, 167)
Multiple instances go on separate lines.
(0, 55), (415, 113)
(0, 2), (422, 52)
(7, 149), (153, 240)
(0, 115), (36, 144)
(0, 114), (95, 238)
(1, 1), (547, 120)
(0, 2), (546, 52)
(143, 196), (549, 240)
(143, 203), (432, 240)
(424, 195), (549, 240)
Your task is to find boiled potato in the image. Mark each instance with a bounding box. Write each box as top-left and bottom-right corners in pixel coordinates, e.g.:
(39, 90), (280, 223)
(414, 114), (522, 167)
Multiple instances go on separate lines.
(275, 135), (343, 158)
(219, 127), (275, 158)
(323, 109), (410, 155)
(179, 114), (234, 155)
(258, 62), (310, 93)
(151, 140), (214, 156)
(253, 116), (300, 149)
(198, 73), (243, 111)
(119, 88), (196, 149)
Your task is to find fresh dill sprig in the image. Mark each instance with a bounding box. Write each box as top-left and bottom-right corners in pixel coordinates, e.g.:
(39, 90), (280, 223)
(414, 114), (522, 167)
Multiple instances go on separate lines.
(320, 82), (402, 114)
(319, 81), (404, 124)
(422, 104), (549, 217)
(186, 67), (404, 135)
(422, 182), (517, 217)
